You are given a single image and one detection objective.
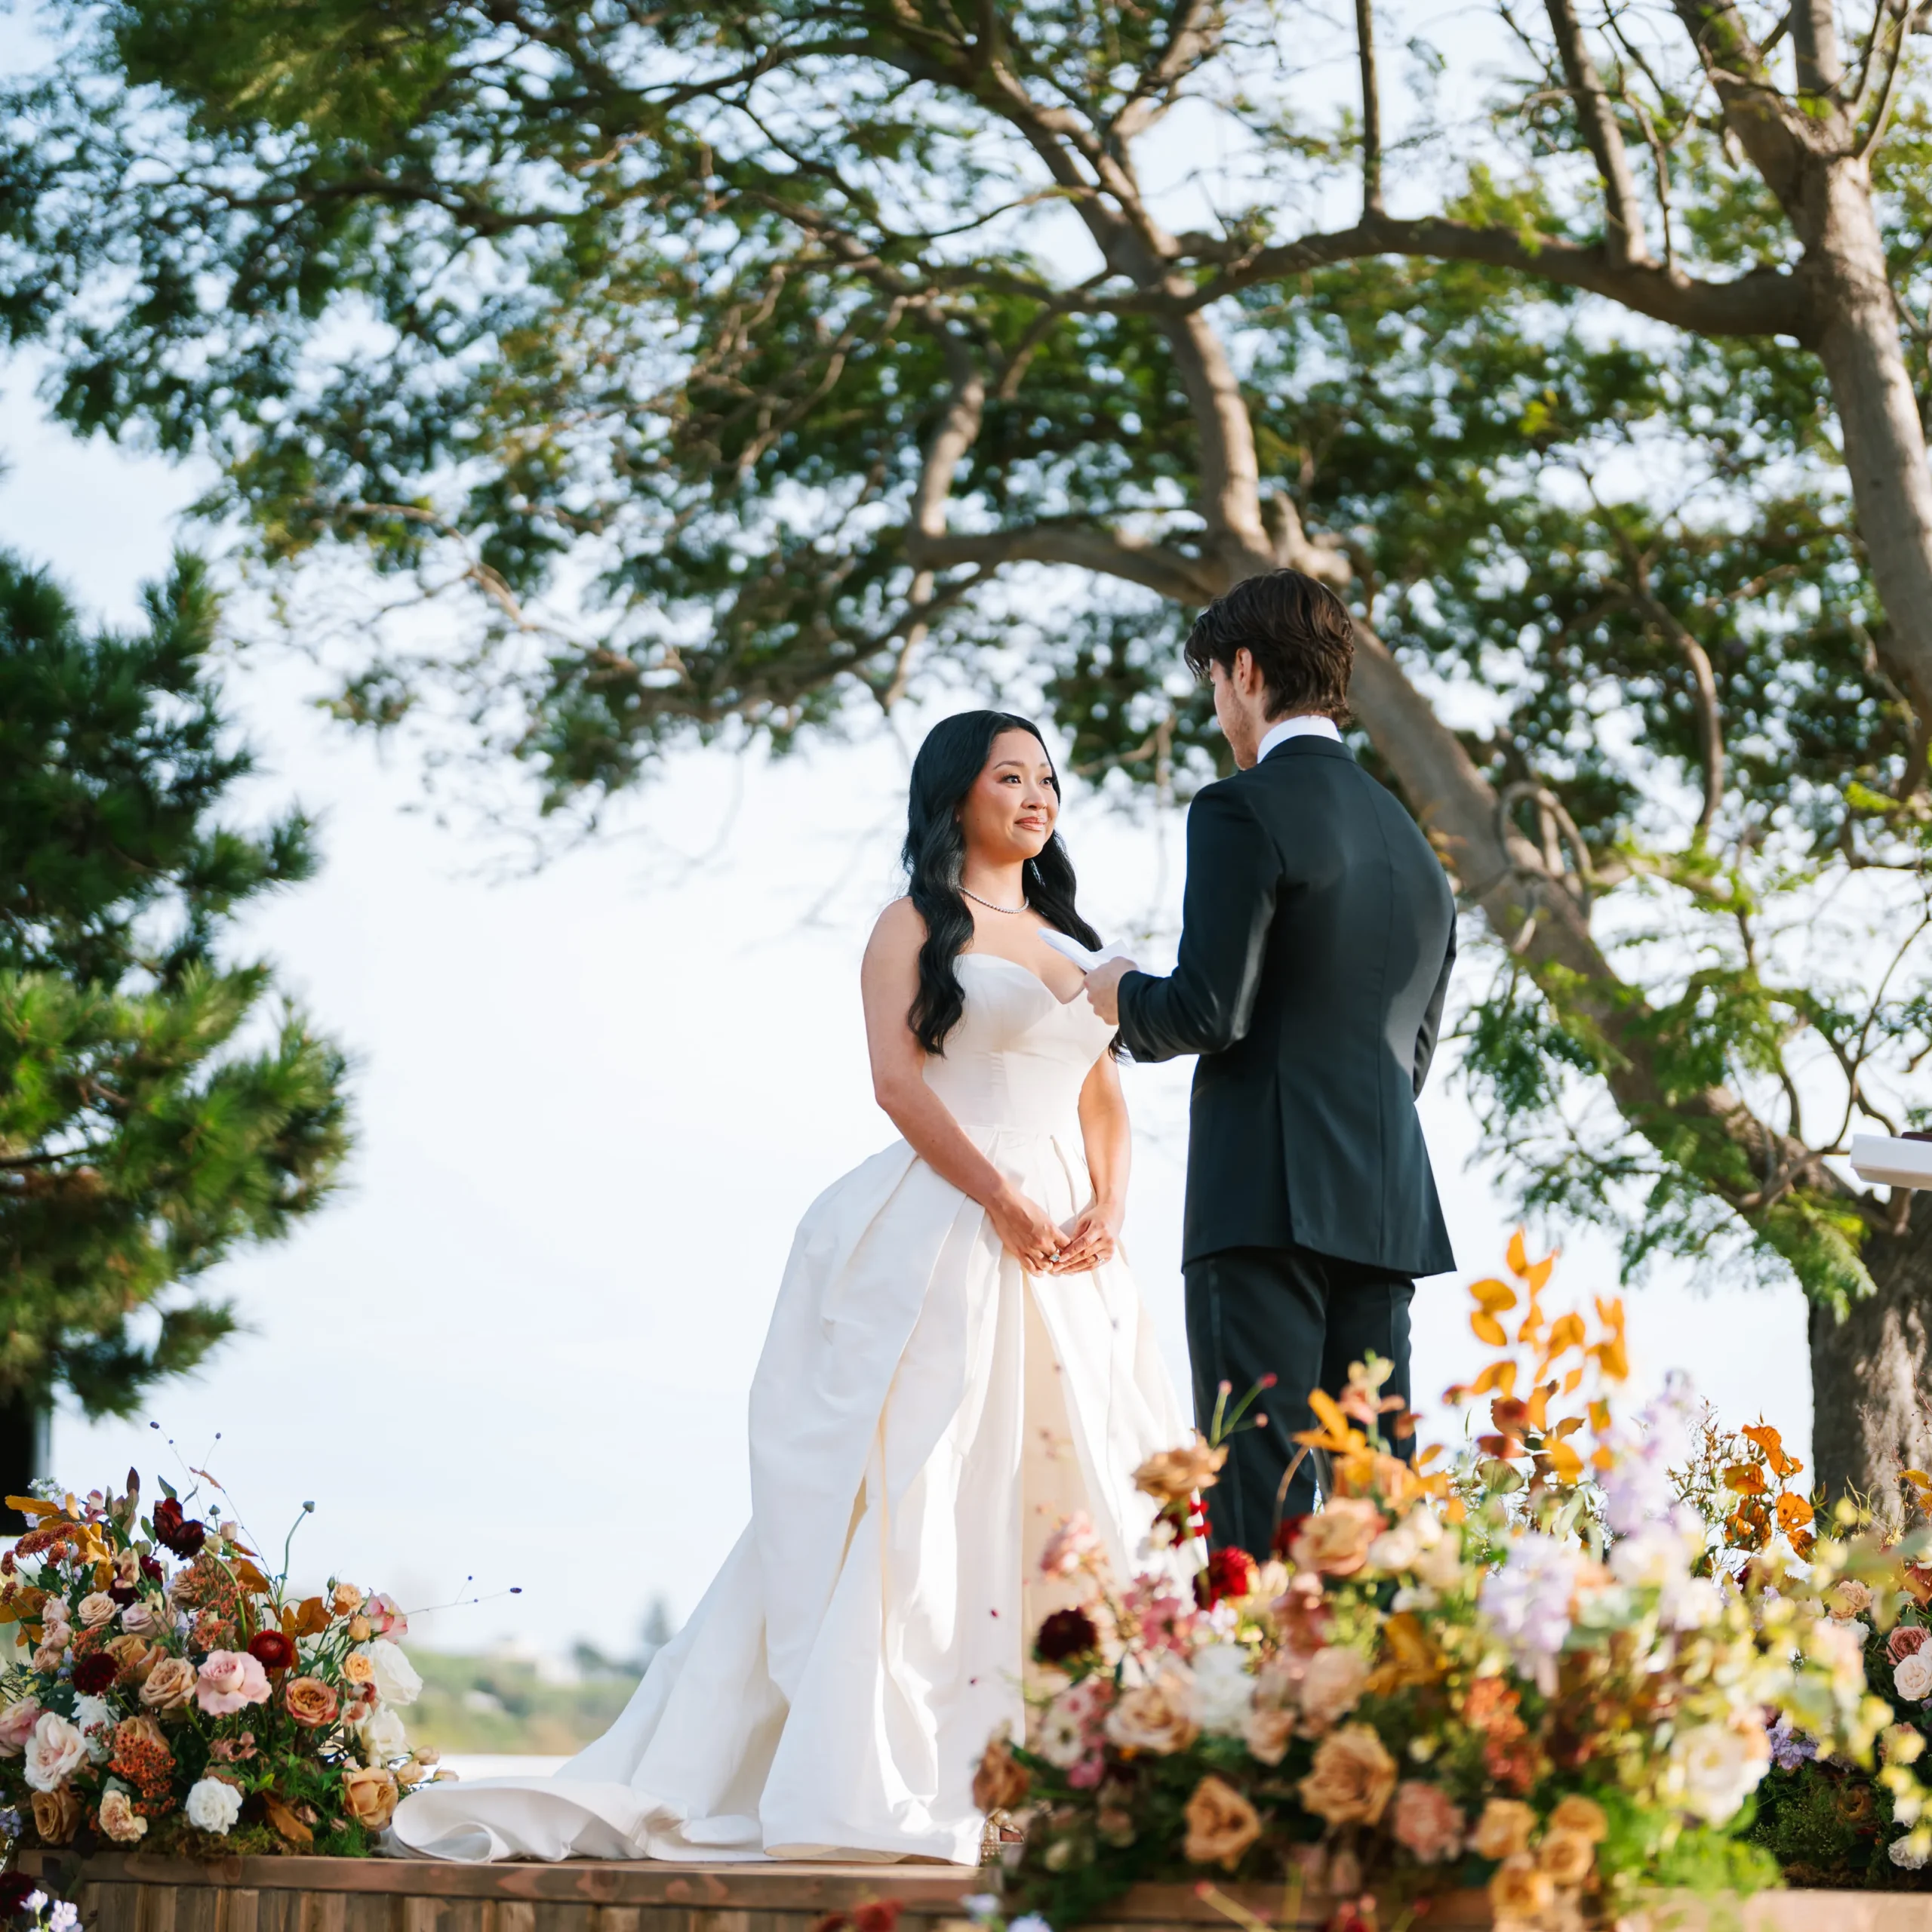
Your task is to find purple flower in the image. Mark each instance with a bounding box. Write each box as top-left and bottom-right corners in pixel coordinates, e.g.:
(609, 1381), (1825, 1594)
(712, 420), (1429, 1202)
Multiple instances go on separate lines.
(1768, 1713), (1818, 1772)
(1479, 1532), (1580, 1690)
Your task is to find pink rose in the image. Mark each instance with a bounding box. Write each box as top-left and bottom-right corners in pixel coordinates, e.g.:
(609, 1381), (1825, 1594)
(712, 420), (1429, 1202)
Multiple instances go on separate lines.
(195, 1650), (272, 1715)
(1040, 1513), (1103, 1579)
(365, 1593), (409, 1639)
(1891, 1626), (1930, 1666)
(0, 1699), (41, 1758)
(1392, 1780), (1464, 1863)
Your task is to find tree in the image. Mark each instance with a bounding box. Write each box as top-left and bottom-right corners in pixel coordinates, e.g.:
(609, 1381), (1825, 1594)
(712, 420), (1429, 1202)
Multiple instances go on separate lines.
(0, 546), (352, 1519)
(2, 1), (1931, 1497)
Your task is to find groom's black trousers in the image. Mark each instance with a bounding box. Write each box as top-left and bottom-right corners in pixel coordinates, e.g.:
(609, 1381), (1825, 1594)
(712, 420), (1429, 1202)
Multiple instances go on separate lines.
(1183, 1244), (1415, 1555)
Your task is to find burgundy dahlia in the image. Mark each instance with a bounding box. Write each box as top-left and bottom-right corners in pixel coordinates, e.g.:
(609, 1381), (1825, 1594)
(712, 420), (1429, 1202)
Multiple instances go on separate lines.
(152, 1497), (206, 1558)
(1035, 1607), (1100, 1665)
(1195, 1545), (1260, 1610)
(0, 1875), (37, 1916)
(72, 1651), (116, 1696)
(248, 1629), (295, 1672)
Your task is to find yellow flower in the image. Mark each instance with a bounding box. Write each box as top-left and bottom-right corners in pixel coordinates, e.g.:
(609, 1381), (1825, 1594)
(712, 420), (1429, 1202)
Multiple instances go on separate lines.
(1537, 1828), (1596, 1886)
(1469, 1796), (1537, 1861)
(1546, 1794), (1608, 1842)
(1489, 1854), (1555, 1921)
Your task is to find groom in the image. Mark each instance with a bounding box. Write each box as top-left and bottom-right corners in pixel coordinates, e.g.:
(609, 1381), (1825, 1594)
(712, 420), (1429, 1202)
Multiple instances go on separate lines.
(1084, 568), (1457, 1555)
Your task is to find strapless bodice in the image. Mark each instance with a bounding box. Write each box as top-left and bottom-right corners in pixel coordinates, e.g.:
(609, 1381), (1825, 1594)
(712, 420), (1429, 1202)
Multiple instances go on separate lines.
(919, 953), (1115, 1137)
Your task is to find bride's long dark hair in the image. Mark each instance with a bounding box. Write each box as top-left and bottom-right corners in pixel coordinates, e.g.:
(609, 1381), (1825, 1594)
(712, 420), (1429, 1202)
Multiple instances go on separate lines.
(903, 710), (1103, 1054)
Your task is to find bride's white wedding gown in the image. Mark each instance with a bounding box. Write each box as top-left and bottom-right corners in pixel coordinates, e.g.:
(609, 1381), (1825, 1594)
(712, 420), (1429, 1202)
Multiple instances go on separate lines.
(392, 953), (1187, 1866)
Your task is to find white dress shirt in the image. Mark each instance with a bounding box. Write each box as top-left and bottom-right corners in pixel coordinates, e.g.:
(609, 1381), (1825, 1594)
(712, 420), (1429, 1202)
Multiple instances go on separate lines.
(1257, 713), (1343, 761)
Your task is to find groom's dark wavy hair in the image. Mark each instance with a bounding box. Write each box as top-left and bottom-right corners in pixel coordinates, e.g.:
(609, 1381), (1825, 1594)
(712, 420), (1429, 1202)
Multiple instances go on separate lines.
(903, 710), (1103, 1054)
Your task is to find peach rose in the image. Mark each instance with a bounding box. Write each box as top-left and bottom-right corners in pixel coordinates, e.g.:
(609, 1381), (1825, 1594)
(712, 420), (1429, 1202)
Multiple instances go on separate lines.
(972, 1734), (1031, 1814)
(342, 1651), (377, 1686)
(106, 1634), (155, 1684)
(1489, 1854), (1555, 1921)
(1392, 1780), (1464, 1863)
(113, 1714), (171, 1757)
(1893, 1626), (1930, 1666)
(1242, 1705), (1297, 1766)
(1297, 1645), (1369, 1734)
(1296, 1723), (1396, 1826)
(285, 1675), (340, 1729)
(1291, 1500), (1388, 1578)
(1104, 1671), (1200, 1755)
(1133, 1435), (1229, 1505)
(340, 1764), (399, 1831)
(1547, 1794), (1609, 1843)
(98, 1786), (148, 1845)
(1829, 1579), (1873, 1620)
(77, 1592), (118, 1628)
(1470, 1796), (1537, 1861)
(1538, 1827), (1597, 1887)
(331, 1583), (366, 1616)
(30, 1785), (82, 1845)
(1183, 1774), (1262, 1871)
(140, 1656), (198, 1713)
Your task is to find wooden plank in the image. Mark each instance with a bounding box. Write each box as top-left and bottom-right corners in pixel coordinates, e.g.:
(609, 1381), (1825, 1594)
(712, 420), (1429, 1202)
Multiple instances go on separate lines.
(140, 1875), (179, 1932)
(487, 1901), (538, 1932)
(220, 1890), (263, 1932)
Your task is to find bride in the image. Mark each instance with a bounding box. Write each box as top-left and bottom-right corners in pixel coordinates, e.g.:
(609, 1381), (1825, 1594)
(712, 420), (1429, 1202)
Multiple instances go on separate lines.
(392, 711), (1187, 1866)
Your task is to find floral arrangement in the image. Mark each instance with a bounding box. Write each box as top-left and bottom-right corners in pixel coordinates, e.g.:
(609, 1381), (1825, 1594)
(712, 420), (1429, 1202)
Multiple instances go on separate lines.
(0, 1469), (448, 1860)
(976, 1238), (1932, 1930)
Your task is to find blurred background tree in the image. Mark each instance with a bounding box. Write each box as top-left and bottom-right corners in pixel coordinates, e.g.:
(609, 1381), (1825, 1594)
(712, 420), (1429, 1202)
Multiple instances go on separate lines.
(0, 546), (352, 1525)
(3, 0), (1931, 1499)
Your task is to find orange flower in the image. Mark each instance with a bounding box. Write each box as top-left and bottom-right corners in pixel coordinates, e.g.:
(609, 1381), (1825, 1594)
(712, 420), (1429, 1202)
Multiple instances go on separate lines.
(1296, 1724), (1395, 1826)
(340, 1765), (399, 1831)
(1183, 1775), (1261, 1870)
(971, 1734), (1031, 1814)
(1132, 1436), (1228, 1504)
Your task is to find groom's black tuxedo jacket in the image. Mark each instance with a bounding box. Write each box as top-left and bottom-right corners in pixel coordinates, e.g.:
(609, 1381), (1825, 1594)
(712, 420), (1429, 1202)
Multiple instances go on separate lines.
(1116, 735), (1457, 1276)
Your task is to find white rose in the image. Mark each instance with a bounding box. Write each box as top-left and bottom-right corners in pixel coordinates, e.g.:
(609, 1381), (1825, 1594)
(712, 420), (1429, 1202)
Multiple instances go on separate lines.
(1190, 1644), (1254, 1734)
(1896, 1652), (1932, 1703)
(185, 1777), (244, 1835)
(1671, 1720), (1771, 1826)
(1611, 1524), (1695, 1589)
(1660, 1577), (1724, 1632)
(23, 1712), (88, 1792)
(1413, 1529), (1468, 1593)
(357, 1639), (421, 1707)
(72, 1696), (114, 1760)
(356, 1704), (409, 1765)
(1891, 1835), (1930, 1870)
(1364, 1524), (1421, 1574)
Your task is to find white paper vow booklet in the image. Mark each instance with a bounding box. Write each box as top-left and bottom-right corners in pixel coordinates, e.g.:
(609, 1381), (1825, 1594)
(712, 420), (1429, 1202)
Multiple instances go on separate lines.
(1039, 931), (1137, 973)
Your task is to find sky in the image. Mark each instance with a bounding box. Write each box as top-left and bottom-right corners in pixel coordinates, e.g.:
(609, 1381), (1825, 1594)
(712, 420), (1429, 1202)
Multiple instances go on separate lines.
(0, 9), (1816, 1666)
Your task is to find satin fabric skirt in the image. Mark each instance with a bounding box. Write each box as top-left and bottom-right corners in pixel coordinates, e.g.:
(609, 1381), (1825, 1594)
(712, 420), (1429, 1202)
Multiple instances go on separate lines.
(392, 1126), (1186, 1865)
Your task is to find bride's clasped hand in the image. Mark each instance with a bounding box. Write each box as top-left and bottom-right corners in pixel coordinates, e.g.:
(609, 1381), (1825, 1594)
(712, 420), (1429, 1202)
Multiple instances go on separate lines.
(392, 707), (1186, 1866)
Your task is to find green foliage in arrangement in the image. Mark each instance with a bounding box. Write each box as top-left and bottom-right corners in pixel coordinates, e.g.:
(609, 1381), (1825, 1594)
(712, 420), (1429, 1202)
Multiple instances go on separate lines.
(0, 548), (352, 1487)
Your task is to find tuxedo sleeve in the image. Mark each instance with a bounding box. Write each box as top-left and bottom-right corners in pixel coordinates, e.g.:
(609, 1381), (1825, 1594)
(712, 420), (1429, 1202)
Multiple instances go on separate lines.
(1412, 918), (1456, 1097)
(1116, 784), (1279, 1063)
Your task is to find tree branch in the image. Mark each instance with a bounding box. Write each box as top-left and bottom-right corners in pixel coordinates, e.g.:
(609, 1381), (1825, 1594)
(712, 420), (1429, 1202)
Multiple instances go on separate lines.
(1206, 214), (1811, 342)
(1543, 0), (1651, 266)
(903, 522), (1222, 602)
(1355, 0), (1386, 218)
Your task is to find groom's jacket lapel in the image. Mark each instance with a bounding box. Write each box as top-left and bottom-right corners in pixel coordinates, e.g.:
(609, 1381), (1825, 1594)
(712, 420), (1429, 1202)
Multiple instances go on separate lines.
(1113, 729), (1457, 1278)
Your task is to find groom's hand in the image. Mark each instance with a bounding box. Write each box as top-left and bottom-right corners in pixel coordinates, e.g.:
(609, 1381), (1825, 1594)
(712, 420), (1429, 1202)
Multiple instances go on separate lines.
(1084, 956), (1137, 1025)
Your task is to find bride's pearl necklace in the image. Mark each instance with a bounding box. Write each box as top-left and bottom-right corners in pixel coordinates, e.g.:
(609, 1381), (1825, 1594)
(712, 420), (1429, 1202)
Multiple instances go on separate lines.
(962, 885), (1027, 914)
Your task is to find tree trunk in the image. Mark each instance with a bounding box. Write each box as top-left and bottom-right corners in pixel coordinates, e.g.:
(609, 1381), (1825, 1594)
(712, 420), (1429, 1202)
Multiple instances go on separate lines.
(1809, 1195), (1932, 1509)
(1801, 158), (1932, 724)
(0, 1391), (48, 1534)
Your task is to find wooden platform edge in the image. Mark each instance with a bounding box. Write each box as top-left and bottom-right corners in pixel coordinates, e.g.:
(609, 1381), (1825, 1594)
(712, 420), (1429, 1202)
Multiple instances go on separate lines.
(17, 1851), (1932, 1930)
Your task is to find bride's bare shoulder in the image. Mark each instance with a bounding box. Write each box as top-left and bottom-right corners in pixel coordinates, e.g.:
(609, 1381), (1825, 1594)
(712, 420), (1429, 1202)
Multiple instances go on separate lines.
(866, 895), (928, 962)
